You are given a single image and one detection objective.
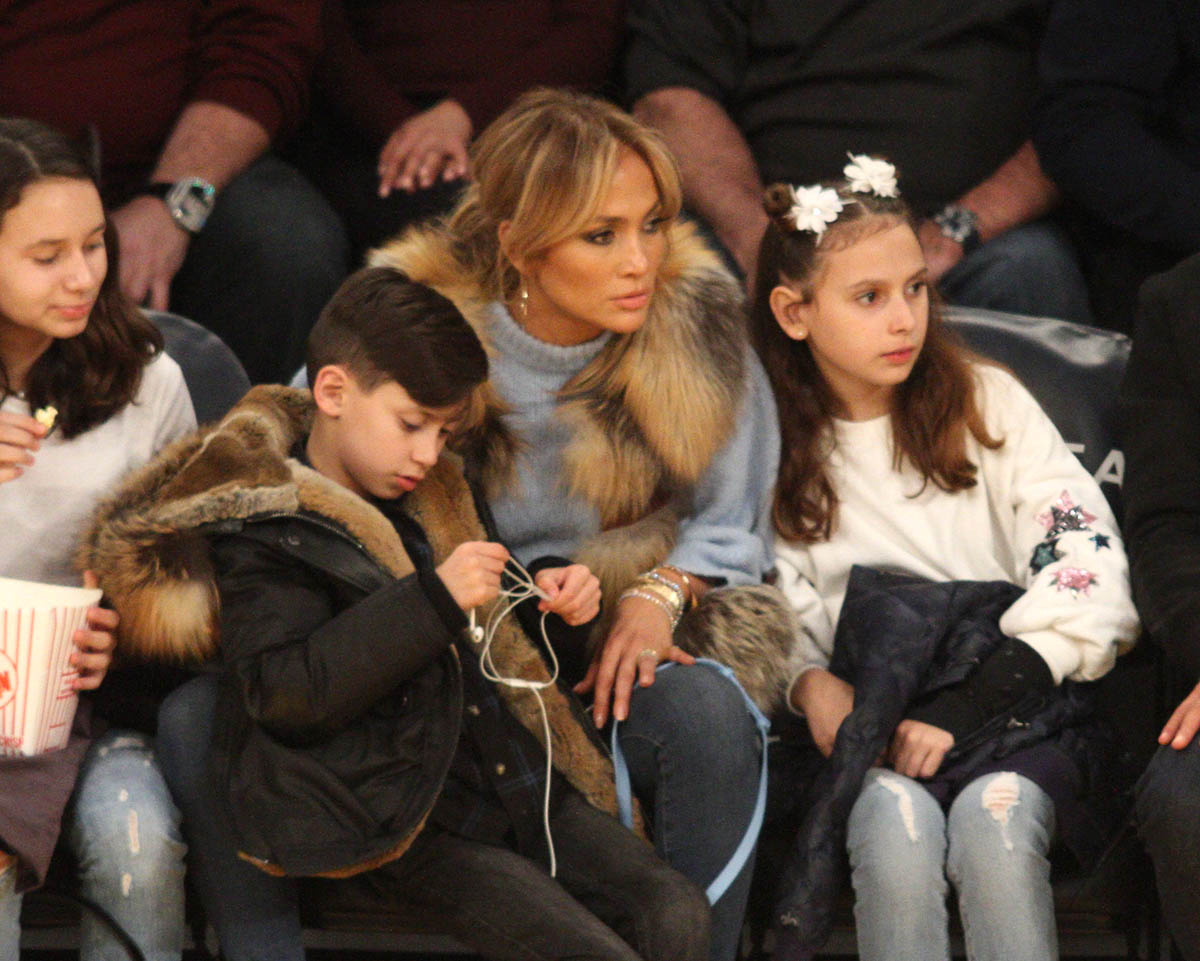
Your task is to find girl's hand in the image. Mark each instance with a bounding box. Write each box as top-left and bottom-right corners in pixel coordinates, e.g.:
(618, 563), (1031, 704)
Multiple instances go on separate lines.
(533, 564), (601, 626)
(573, 595), (694, 728)
(0, 410), (46, 483)
(791, 668), (855, 757)
(73, 571), (116, 691)
(436, 541), (509, 611)
(887, 719), (954, 779)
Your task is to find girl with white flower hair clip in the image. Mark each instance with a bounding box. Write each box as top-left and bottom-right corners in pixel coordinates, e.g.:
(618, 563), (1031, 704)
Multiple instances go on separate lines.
(750, 158), (1139, 961)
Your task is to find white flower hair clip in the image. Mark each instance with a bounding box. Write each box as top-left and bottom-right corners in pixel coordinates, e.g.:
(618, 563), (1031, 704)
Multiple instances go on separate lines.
(788, 185), (844, 237)
(843, 154), (898, 198)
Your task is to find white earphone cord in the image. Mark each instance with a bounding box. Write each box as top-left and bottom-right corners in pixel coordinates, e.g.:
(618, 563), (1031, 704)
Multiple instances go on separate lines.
(467, 557), (560, 876)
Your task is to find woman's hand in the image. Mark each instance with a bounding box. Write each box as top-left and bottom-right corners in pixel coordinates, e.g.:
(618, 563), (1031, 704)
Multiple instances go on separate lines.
(791, 668), (855, 757)
(436, 541), (509, 611)
(887, 719), (954, 779)
(533, 564), (601, 626)
(0, 410), (46, 483)
(573, 595), (694, 728)
(377, 99), (472, 197)
(73, 571), (116, 691)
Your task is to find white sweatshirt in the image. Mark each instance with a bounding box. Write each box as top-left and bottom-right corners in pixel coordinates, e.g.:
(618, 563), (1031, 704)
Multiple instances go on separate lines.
(0, 352), (196, 587)
(776, 364), (1140, 688)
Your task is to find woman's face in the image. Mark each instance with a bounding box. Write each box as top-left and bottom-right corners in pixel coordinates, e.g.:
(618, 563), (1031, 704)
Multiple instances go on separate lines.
(516, 149), (668, 346)
(0, 177), (107, 351)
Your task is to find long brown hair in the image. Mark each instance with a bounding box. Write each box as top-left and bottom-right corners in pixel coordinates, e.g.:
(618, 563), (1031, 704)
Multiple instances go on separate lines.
(0, 117), (163, 438)
(750, 175), (1002, 544)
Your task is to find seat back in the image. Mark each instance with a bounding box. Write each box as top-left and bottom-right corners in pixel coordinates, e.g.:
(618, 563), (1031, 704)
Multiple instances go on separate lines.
(945, 306), (1130, 521)
(147, 309), (251, 423)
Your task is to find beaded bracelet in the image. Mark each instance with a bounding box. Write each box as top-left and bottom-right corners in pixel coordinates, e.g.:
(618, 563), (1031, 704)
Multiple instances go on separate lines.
(630, 579), (685, 622)
(618, 587), (681, 632)
(657, 564), (700, 610)
(642, 570), (687, 612)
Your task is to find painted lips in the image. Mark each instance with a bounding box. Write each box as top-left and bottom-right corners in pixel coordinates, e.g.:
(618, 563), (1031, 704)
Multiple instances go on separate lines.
(614, 291), (650, 310)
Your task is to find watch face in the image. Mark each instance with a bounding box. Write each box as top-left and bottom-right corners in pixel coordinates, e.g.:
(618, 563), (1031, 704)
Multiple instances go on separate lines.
(165, 178), (215, 233)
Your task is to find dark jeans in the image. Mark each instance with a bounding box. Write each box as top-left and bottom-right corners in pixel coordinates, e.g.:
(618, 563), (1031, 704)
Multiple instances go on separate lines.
(368, 791), (710, 961)
(1135, 739), (1200, 960)
(169, 154), (350, 384)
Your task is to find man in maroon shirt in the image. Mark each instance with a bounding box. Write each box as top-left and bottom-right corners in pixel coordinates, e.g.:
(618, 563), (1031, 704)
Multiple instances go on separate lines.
(0, 0), (349, 383)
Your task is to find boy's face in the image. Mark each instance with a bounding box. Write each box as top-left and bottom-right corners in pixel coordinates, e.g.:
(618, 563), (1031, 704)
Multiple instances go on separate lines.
(314, 369), (462, 500)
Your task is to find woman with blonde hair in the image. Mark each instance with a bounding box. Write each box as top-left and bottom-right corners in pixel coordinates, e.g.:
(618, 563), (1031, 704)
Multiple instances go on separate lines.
(371, 87), (793, 961)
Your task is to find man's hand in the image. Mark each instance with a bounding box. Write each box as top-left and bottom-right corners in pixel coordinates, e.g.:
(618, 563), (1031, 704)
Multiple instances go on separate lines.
(1160, 679), (1200, 750)
(436, 541), (509, 611)
(378, 99), (472, 197)
(73, 572), (116, 691)
(109, 196), (190, 310)
(887, 719), (954, 779)
(0, 411), (46, 483)
(574, 595), (694, 727)
(791, 668), (854, 757)
(533, 564), (601, 626)
(917, 219), (965, 284)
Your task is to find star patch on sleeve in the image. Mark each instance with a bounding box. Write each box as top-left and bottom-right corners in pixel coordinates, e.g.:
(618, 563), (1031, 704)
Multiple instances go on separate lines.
(1030, 538), (1064, 574)
(1090, 533), (1111, 551)
(1037, 490), (1098, 537)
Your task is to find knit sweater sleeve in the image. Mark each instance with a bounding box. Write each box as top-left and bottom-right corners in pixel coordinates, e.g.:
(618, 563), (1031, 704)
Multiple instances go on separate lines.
(984, 367), (1141, 683)
(667, 350), (780, 585)
(774, 538), (836, 713)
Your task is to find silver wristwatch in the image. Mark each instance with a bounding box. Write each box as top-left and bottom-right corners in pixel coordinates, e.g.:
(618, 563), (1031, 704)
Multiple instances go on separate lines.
(145, 177), (216, 235)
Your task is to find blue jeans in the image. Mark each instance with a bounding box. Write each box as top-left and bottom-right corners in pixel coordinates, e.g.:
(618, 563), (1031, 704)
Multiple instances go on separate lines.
(156, 675), (304, 961)
(1135, 740), (1200, 961)
(0, 730), (187, 961)
(169, 154), (349, 384)
(615, 664), (762, 961)
(940, 220), (1094, 326)
(847, 768), (1057, 961)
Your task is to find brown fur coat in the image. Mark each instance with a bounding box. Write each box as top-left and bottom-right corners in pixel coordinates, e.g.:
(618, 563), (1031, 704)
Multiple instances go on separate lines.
(371, 222), (796, 714)
(79, 385), (637, 837)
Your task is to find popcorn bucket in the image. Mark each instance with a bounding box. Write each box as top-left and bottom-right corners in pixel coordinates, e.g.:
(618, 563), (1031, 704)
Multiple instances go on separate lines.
(0, 577), (101, 757)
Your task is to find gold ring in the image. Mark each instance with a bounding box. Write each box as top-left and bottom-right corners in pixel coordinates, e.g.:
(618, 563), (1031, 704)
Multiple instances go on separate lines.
(637, 647), (660, 662)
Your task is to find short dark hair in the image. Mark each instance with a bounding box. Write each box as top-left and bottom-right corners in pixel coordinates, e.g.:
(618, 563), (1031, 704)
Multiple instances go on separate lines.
(0, 117), (163, 438)
(306, 266), (488, 410)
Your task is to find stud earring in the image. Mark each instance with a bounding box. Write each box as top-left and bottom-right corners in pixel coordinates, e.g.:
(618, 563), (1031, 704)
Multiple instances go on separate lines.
(517, 280), (529, 322)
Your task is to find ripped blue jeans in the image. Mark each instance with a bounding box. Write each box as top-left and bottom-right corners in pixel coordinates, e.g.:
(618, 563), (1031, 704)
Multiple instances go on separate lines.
(0, 729), (187, 961)
(846, 768), (1057, 961)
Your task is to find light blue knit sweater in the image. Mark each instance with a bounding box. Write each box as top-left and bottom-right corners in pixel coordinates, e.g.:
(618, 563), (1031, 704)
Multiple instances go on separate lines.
(484, 302), (780, 585)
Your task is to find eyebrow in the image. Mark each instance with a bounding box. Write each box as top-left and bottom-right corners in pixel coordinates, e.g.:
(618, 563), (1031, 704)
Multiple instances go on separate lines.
(25, 222), (106, 249)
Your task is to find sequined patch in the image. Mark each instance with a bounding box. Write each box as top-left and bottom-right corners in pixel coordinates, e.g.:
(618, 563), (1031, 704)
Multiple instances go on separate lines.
(1030, 538), (1063, 574)
(1037, 491), (1098, 537)
(1052, 567), (1097, 595)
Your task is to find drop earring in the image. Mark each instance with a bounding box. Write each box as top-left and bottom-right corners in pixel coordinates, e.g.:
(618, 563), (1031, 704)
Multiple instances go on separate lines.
(517, 280), (529, 322)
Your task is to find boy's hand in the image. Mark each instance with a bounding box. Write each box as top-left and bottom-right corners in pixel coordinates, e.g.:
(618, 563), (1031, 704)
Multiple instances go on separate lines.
(533, 564), (600, 626)
(73, 571), (116, 691)
(887, 719), (954, 779)
(0, 410), (46, 483)
(437, 541), (509, 611)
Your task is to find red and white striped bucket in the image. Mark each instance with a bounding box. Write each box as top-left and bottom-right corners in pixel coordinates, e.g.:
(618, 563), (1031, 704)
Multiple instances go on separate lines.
(0, 577), (102, 756)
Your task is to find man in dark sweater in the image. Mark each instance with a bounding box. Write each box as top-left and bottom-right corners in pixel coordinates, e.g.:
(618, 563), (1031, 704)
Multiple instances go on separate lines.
(625, 0), (1092, 324)
(1120, 251), (1200, 960)
(1035, 0), (1200, 332)
(0, 0), (349, 383)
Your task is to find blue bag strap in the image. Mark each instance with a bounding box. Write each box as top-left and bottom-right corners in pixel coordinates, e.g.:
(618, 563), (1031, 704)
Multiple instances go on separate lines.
(610, 657), (771, 905)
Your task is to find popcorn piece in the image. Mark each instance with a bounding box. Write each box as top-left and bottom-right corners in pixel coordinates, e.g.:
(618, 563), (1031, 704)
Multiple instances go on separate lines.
(33, 405), (57, 430)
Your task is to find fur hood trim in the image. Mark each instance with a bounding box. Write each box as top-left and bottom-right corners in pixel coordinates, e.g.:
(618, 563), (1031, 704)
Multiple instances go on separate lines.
(369, 219), (747, 528)
(80, 386), (638, 830)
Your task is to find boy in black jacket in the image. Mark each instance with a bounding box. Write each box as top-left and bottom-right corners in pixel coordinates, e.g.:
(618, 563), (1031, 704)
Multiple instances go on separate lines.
(84, 267), (710, 961)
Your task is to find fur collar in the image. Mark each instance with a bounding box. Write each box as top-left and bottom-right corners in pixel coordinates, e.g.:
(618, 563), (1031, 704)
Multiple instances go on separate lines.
(80, 386), (638, 829)
(370, 219), (748, 529)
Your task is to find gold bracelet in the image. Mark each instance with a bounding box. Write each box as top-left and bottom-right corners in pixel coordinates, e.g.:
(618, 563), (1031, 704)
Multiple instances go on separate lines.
(657, 564), (700, 610)
(630, 579), (685, 622)
(642, 570), (687, 612)
(618, 588), (681, 631)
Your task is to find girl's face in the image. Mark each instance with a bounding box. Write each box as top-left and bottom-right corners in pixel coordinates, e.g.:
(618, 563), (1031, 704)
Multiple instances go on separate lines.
(0, 177), (107, 350)
(772, 221), (928, 421)
(509, 148), (668, 346)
